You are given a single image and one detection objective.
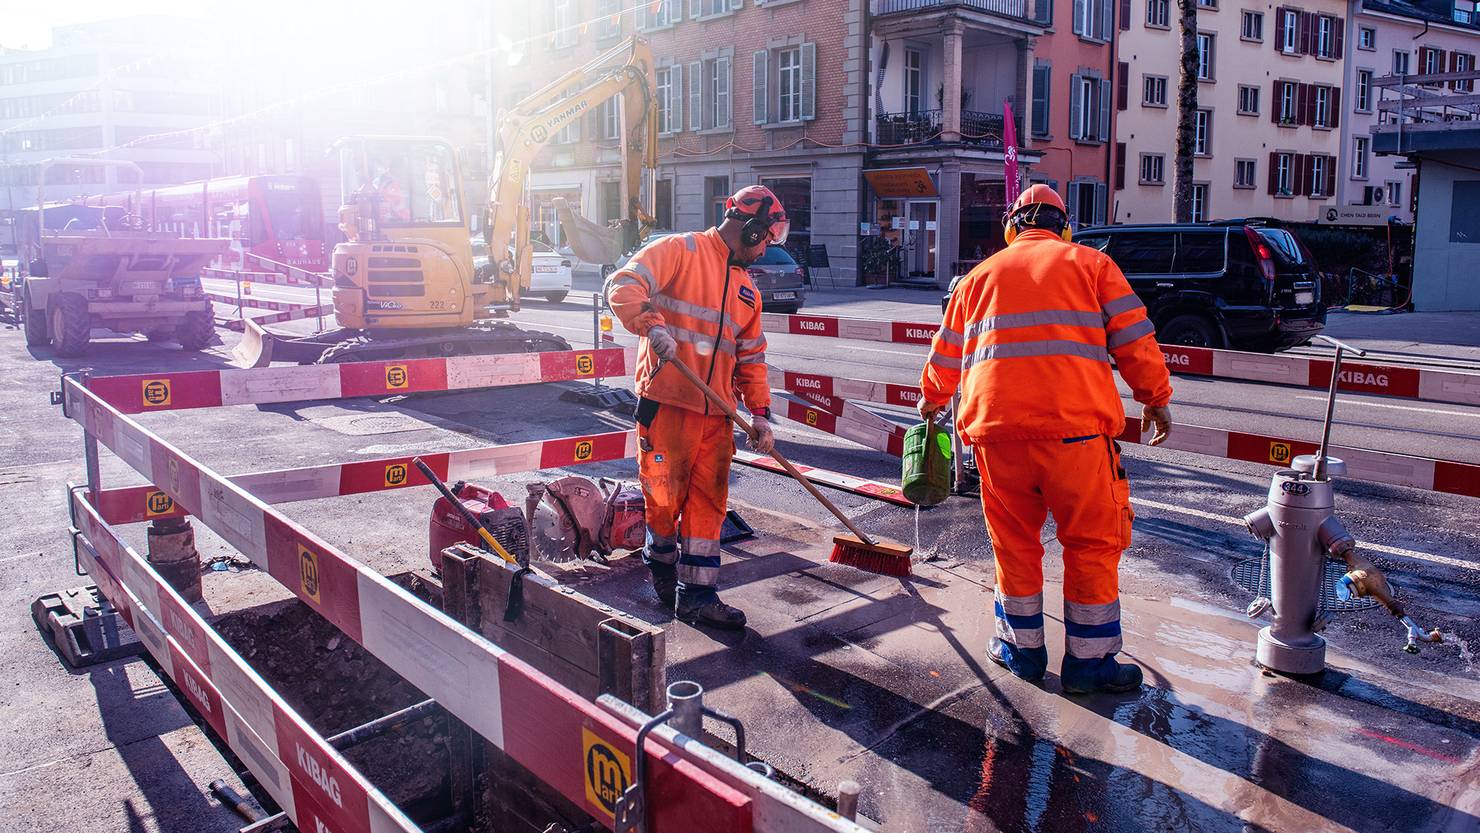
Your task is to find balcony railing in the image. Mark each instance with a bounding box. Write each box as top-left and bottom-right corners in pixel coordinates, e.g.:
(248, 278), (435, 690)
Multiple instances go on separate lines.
(875, 109), (1008, 147)
(873, 0), (1031, 20)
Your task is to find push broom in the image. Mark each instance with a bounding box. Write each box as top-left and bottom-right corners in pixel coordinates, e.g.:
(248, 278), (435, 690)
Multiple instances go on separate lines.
(665, 359), (914, 576)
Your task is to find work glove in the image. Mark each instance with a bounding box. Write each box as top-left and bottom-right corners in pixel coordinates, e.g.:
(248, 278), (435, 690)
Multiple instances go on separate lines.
(646, 325), (678, 361)
(918, 397), (947, 424)
(1142, 404), (1172, 447)
(748, 417), (776, 455)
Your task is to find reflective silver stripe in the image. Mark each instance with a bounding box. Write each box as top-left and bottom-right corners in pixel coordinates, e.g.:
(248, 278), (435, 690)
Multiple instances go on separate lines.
(615, 261), (657, 292)
(678, 564), (721, 586)
(966, 309), (1103, 338)
(997, 620), (1046, 648)
(1064, 599), (1120, 626)
(936, 325), (965, 347)
(963, 340), (1109, 369)
(999, 592), (1044, 616)
(1102, 292), (1145, 318)
(927, 349), (961, 371)
(654, 294), (720, 324)
(737, 353), (766, 364)
(737, 335), (767, 352)
(608, 274), (647, 291)
(681, 536), (721, 557)
(1066, 634), (1123, 659)
(1106, 318), (1156, 349)
(668, 323), (735, 355)
(682, 233), (698, 252)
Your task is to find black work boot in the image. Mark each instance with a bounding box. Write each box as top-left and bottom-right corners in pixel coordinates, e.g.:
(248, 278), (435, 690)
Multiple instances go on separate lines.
(676, 590), (747, 630)
(647, 561), (678, 608)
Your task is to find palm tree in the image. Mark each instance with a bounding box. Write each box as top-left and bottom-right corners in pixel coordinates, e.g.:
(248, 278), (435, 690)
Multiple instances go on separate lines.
(1173, 0), (1198, 222)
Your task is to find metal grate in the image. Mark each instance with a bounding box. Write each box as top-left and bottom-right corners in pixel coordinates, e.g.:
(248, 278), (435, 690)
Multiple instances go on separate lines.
(1230, 548), (1381, 613)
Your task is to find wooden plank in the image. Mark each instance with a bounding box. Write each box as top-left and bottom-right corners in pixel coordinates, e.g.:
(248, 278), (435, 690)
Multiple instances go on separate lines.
(1372, 70), (1480, 87)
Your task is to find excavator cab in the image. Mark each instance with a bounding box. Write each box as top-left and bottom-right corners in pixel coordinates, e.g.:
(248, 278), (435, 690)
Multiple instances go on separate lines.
(330, 137), (503, 330)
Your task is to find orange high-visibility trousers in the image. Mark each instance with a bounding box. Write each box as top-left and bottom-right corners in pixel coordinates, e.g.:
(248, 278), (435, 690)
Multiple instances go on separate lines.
(975, 435), (1133, 660)
(637, 403), (733, 591)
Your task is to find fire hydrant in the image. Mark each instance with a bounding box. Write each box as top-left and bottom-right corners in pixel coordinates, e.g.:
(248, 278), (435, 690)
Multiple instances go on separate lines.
(1241, 335), (1439, 675)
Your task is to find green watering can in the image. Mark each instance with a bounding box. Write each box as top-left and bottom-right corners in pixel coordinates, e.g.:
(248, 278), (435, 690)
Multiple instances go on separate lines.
(901, 420), (953, 507)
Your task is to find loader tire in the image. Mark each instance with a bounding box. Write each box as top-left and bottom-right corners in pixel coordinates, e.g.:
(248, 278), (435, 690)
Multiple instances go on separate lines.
(21, 292), (49, 347)
(174, 310), (215, 351)
(49, 295), (91, 357)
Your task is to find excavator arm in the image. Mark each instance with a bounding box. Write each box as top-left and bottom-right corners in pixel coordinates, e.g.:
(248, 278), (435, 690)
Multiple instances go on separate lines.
(487, 36), (657, 306)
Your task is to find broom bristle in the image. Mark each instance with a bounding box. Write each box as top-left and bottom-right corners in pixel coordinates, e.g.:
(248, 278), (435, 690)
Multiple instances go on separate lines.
(829, 533), (913, 577)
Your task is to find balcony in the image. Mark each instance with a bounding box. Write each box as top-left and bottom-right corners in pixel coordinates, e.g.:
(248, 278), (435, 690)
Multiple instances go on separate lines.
(875, 109), (1008, 147)
(874, 0), (1035, 21)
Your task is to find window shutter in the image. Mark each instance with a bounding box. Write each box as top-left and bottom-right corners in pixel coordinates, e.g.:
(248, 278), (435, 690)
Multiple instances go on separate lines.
(717, 56), (732, 128)
(1267, 152), (1278, 194)
(1120, 0), (1130, 29)
(1436, 49), (1448, 78)
(1297, 11), (1311, 55)
(1117, 62), (1129, 110)
(1098, 78), (1112, 140)
(671, 64), (683, 131)
(690, 62), (703, 131)
(1333, 17), (1344, 59)
(1073, 0), (1085, 35)
(1069, 74), (1083, 138)
(1293, 153), (1308, 195)
(1325, 155), (1336, 197)
(1274, 7), (1285, 49)
(1032, 64), (1052, 135)
(1297, 82), (1311, 126)
(1094, 182), (1107, 224)
(1099, 0), (1113, 39)
(1271, 81), (1280, 123)
(1115, 143), (1127, 188)
(753, 49), (768, 124)
(801, 42), (816, 121)
(1330, 86), (1340, 128)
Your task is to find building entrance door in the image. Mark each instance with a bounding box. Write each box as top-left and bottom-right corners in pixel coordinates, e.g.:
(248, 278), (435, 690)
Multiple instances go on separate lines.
(905, 201), (937, 278)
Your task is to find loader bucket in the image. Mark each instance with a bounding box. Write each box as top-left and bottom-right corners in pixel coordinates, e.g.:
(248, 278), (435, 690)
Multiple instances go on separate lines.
(554, 197), (621, 266)
(232, 318), (276, 368)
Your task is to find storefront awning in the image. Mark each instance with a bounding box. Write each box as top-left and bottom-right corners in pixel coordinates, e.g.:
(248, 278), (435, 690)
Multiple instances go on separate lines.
(864, 167), (938, 198)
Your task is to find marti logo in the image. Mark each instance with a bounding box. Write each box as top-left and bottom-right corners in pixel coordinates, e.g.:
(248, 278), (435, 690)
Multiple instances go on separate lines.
(145, 490), (175, 517)
(295, 743), (345, 808)
(576, 353), (595, 376)
(582, 728), (631, 818)
(298, 545), (322, 604)
(142, 379), (172, 407)
(574, 440), (594, 462)
(384, 463), (408, 487)
(385, 365), (409, 390)
(805, 410), (820, 426)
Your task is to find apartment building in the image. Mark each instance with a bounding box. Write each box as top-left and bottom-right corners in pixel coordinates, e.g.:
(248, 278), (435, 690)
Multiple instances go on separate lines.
(1115, 0), (1348, 222)
(1340, 0), (1480, 221)
(501, 0), (867, 284)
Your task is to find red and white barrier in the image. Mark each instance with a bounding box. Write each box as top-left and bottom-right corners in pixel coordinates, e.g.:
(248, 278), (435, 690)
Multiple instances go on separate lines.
(62, 378), (864, 833)
(70, 491), (419, 833)
(219, 304), (336, 331)
(761, 311), (938, 346)
(94, 430), (638, 525)
(85, 347), (636, 414)
(774, 394), (905, 458)
(734, 450), (912, 507)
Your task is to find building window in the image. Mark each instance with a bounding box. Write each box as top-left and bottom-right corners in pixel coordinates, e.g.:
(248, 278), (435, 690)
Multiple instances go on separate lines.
(1457, 53), (1475, 92)
(600, 99), (622, 139)
(1313, 85), (1330, 127)
(1274, 152), (1294, 195)
(597, 0), (623, 38)
(1386, 180), (1402, 207)
(1198, 0), (1216, 7)
(698, 0), (737, 16)
(692, 56), (732, 130)
(640, 0), (680, 29)
(1353, 137), (1369, 179)
(655, 178), (674, 229)
(1356, 70), (1373, 111)
(1139, 153), (1165, 184)
(1070, 73), (1110, 142)
(1241, 10), (1263, 41)
(1317, 15), (1334, 58)
(656, 66), (680, 134)
(1190, 184), (1208, 222)
(1358, 26), (1375, 50)
(1068, 180), (1107, 227)
(1238, 84), (1260, 114)
(1310, 155), (1329, 196)
(1075, 0), (1110, 40)
(706, 176), (730, 227)
(1197, 33), (1216, 80)
(1456, 0), (1477, 23)
(904, 48), (925, 115)
(753, 43), (815, 125)
(1147, 0), (1169, 27)
(550, 0), (576, 48)
(1277, 80), (1297, 123)
(1143, 74), (1168, 107)
(1193, 108), (1211, 155)
(1423, 47), (1444, 77)
(1281, 9), (1298, 52)
(777, 47), (803, 122)
(1235, 158), (1257, 188)
(1032, 63), (1052, 136)
(1393, 49), (1410, 75)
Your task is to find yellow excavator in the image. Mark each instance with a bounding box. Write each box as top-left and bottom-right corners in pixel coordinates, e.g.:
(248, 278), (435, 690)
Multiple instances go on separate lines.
(239, 36), (658, 365)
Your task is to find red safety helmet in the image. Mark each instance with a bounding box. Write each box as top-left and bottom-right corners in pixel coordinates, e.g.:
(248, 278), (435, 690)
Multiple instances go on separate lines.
(725, 185), (790, 246)
(1004, 183), (1072, 243)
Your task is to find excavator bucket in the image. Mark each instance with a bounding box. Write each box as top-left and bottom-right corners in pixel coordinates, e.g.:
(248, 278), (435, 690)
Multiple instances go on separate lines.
(554, 197), (622, 267)
(232, 317), (276, 368)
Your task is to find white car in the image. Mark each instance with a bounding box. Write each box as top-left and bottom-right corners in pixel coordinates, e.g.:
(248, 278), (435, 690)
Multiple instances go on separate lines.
(470, 237), (573, 303)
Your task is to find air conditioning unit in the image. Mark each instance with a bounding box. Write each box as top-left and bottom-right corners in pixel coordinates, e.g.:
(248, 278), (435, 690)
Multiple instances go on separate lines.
(1364, 185), (1385, 205)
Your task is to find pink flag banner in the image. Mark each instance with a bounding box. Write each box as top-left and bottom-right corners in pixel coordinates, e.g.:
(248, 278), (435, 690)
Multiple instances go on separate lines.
(1003, 99), (1022, 204)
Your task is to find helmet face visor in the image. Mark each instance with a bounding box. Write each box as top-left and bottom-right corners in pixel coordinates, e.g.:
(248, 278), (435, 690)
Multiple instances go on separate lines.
(767, 217), (790, 246)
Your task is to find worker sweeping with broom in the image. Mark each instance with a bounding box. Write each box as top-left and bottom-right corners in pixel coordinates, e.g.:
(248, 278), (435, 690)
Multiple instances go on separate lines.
(918, 185), (1174, 694)
(604, 185), (786, 629)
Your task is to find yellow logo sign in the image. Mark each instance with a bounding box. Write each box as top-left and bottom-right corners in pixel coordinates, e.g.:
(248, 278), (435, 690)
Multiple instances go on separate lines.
(582, 728), (631, 819)
(145, 490), (175, 517)
(298, 545), (322, 604)
(1269, 442), (1292, 464)
(141, 379), (172, 407)
(805, 409), (819, 426)
(575, 354), (595, 376)
(574, 440), (594, 462)
(385, 365), (409, 390)
(384, 463), (408, 487)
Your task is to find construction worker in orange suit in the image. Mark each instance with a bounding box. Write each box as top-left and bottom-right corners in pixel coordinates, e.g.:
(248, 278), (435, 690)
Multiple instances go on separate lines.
(604, 185), (788, 629)
(919, 184), (1174, 694)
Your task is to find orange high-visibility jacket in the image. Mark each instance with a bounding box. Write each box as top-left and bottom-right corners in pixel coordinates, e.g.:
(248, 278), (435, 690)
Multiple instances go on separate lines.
(606, 229), (770, 415)
(921, 228), (1172, 444)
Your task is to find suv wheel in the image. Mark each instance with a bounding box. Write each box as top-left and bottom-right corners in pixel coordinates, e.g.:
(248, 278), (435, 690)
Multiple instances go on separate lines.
(1159, 314), (1221, 349)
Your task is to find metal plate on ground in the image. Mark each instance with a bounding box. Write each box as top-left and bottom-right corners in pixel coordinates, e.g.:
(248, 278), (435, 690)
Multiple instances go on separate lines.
(1230, 554), (1381, 612)
(313, 412), (438, 436)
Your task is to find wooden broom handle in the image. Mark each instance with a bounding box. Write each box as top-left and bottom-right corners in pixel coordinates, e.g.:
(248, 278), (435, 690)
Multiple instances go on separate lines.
(663, 359), (876, 545)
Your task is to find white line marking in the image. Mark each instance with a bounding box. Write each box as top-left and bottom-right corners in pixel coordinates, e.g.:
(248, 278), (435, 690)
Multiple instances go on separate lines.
(1293, 395), (1480, 419)
(1130, 497), (1475, 572)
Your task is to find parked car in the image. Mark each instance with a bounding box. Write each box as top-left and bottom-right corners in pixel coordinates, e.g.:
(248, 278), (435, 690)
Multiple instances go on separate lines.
(470, 237), (573, 303)
(609, 234), (808, 313)
(1073, 220), (1325, 351)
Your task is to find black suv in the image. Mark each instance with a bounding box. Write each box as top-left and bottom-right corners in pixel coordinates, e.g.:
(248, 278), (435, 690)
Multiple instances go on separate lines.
(1073, 221), (1325, 351)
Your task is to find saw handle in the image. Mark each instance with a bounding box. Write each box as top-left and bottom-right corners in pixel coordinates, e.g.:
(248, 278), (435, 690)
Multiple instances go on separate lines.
(414, 457), (519, 566)
(661, 360), (876, 546)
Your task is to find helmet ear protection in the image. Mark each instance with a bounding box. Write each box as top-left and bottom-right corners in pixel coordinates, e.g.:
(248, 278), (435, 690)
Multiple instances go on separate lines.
(1003, 201), (1073, 244)
(728, 195), (775, 248)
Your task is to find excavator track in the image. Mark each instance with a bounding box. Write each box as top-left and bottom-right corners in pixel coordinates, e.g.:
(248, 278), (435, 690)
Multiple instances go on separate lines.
(315, 322), (571, 364)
